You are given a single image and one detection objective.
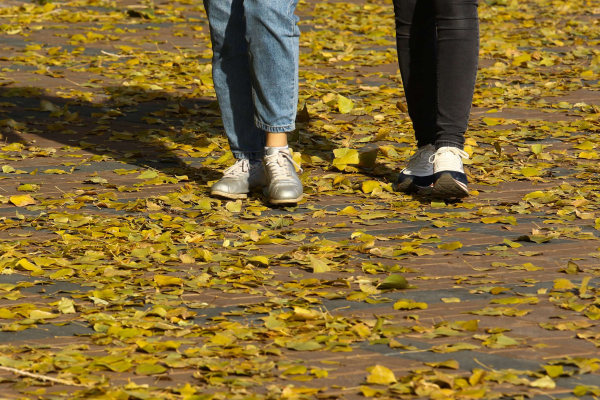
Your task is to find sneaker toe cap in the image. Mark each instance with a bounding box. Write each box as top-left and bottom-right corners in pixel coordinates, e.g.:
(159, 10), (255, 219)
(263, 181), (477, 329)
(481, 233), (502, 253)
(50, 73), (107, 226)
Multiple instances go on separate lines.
(211, 179), (247, 195)
(270, 184), (303, 201)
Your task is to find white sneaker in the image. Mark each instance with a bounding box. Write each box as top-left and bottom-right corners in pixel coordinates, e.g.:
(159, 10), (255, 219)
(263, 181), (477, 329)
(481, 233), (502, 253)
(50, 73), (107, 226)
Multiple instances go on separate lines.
(210, 159), (268, 200)
(429, 147), (470, 198)
(396, 144), (435, 194)
(263, 148), (304, 205)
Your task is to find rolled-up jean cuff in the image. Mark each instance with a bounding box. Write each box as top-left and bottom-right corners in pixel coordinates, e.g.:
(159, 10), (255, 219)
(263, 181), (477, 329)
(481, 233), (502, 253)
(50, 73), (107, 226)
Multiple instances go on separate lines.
(435, 141), (464, 150)
(255, 119), (295, 133)
(232, 150), (265, 160)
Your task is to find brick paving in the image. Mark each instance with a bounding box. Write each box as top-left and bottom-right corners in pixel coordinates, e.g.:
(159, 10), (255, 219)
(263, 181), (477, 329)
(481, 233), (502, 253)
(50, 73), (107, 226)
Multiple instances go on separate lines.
(0, 0), (599, 399)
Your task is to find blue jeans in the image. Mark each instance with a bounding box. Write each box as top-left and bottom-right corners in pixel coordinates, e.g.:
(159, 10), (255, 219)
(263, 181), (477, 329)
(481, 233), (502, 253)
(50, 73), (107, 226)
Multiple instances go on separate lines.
(204, 0), (300, 160)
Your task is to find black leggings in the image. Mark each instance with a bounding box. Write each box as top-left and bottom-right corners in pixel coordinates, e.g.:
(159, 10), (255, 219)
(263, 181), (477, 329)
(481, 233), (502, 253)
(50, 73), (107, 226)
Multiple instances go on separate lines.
(393, 0), (479, 149)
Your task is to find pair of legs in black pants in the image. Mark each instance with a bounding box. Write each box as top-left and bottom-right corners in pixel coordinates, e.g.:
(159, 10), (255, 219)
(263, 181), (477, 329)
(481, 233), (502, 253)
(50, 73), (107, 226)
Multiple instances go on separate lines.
(393, 0), (479, 198)
(393, 0), (480, 150)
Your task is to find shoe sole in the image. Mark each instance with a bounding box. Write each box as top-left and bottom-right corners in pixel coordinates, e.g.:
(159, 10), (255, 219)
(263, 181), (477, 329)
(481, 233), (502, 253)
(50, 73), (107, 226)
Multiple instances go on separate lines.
(269, 194), (304, 205)
(396, 177), (433, 196)
(210, 191), (248, 200)
(395, 178), (417, 194)
(431, 173), (469, 199)
(417, 185), (434, 196)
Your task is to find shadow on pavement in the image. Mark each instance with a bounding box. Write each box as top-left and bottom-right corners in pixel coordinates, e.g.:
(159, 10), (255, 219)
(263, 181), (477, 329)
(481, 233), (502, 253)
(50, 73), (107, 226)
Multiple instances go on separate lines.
(0, 84), (400, 191)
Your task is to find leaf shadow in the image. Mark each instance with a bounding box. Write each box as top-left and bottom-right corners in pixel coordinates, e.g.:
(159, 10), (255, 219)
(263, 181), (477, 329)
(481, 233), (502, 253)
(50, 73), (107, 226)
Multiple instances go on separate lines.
(0, 85), (224, 186)
(0, 84), (401, 201)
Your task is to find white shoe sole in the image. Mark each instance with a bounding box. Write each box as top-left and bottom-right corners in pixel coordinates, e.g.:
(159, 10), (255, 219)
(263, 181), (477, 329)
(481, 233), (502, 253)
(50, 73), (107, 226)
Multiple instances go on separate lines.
(269, 194), (304, 205)
(210, 191), (248, 200)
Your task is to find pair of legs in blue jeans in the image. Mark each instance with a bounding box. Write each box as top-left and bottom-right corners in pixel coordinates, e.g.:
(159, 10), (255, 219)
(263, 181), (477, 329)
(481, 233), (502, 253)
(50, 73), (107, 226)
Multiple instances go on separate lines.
(204, 0), (304, 204)
(204, 0), (299, 159)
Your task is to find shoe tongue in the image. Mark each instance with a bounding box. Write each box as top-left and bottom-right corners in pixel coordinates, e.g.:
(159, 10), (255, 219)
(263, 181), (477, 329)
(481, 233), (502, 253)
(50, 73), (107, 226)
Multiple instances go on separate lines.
(266, 147), (288, 156)
(266, 147), (279, 156)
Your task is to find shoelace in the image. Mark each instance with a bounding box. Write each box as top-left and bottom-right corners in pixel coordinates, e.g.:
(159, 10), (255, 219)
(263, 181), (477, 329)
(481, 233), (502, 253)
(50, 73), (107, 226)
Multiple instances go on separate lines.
(405, 144), (434, 171)
(223, 159), (257, 178)
(429, 147), (469, 171)
(264, 150), (303, 181)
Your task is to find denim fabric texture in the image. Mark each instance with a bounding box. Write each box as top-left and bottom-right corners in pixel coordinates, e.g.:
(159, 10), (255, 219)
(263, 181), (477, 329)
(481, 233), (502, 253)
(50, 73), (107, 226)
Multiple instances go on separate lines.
(393, 0), (480, 150)
(204, 0), (300, 160)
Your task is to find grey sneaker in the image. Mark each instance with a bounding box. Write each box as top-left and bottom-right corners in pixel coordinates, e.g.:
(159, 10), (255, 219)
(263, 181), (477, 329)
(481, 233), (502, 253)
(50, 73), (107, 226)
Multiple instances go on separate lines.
(210, 159), (268, 200)
(263, 148), (304, 205)
(396, 144), (435, 194)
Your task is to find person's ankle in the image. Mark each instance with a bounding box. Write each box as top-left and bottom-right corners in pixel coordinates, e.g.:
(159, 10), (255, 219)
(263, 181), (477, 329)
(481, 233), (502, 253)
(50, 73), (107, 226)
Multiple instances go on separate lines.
(265, 132), (289, 148)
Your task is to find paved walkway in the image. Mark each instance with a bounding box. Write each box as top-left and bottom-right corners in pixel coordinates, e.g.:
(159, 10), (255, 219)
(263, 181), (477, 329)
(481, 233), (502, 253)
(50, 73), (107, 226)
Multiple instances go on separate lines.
(0, 0), (599, 399)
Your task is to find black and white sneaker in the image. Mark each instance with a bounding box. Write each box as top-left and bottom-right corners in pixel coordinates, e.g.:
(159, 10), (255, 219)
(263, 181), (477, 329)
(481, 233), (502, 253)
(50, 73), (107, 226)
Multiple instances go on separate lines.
(396, 144), (435, 194)
(430, 147), (470, 198)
